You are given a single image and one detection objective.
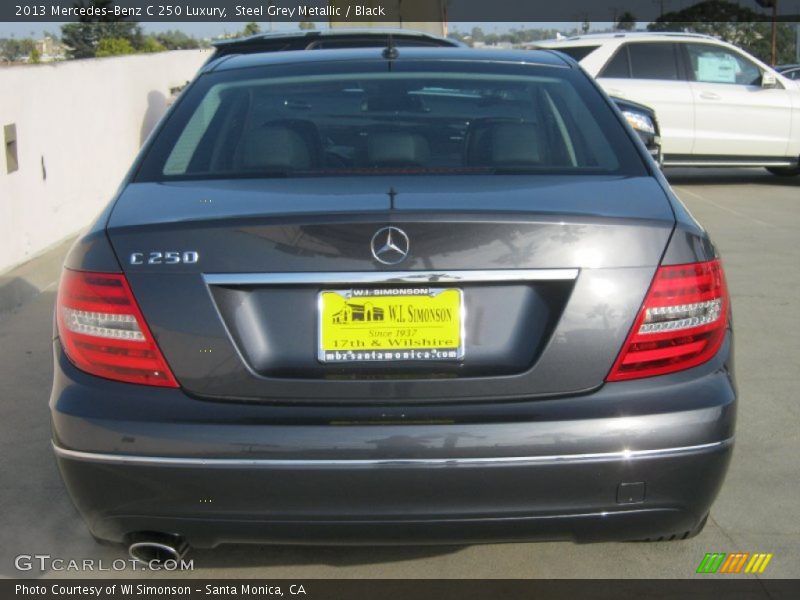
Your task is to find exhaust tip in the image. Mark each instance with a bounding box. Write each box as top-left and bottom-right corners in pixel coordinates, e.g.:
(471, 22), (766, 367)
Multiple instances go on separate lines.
(127, 532), (188, 565)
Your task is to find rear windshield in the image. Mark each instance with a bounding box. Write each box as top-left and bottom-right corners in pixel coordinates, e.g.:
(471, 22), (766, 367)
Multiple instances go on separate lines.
(135, 61), (645, 181)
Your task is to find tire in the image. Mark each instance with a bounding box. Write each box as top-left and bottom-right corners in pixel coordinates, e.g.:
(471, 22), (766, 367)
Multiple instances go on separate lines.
(639, 513), (709, 542)
(766, 166), (800, 177)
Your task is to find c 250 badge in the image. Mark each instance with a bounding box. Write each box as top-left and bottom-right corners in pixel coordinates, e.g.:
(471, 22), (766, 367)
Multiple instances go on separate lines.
(129, 251), (199, 265)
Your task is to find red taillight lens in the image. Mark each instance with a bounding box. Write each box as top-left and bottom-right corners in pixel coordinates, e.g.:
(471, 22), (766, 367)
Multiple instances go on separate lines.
(56, 269), (179, 388)
(607, 259), (730, 382)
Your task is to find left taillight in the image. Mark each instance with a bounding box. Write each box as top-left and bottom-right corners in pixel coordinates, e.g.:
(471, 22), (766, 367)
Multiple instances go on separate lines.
(56, 269), (179, 388)
(607, 258), (730, 382)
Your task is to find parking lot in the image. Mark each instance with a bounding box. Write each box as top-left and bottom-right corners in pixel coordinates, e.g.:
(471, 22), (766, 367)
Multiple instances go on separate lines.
(0, 168), (797, 579)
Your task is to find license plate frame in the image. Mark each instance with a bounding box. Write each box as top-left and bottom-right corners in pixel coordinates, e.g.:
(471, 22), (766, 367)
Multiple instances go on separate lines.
(317, 287), (464, 363)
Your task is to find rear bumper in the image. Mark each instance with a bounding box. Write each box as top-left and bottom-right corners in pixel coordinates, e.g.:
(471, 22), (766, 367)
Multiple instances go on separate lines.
(50, 336), (736, 547)
(54, 439), (732, 546)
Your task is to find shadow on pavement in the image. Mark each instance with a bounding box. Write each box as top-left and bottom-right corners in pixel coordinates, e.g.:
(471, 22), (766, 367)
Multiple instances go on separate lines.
(187, 542), (465, 571)
(0, 276), (41, 316)
(664, 168), (800, 188)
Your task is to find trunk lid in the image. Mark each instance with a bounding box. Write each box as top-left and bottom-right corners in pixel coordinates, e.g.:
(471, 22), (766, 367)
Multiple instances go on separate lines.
(107, 175), (674, 403)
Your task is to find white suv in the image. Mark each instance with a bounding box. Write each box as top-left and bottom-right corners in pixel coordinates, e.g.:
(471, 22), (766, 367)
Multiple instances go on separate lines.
(538, 32), (800, 175)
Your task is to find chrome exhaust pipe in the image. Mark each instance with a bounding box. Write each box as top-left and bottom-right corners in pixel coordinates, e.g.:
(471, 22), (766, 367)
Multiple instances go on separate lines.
(127, 532), (188, 565)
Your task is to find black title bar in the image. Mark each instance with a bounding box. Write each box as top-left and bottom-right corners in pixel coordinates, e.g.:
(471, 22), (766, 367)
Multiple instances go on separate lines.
(4, 0), (800, 23)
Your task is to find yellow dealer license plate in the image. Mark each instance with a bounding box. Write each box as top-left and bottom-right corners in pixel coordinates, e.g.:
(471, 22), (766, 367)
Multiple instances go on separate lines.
(318, 287), (464, 363)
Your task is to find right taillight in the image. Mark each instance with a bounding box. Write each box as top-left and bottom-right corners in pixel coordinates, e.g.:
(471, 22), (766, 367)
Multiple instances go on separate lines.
(607, 258), (730, 382)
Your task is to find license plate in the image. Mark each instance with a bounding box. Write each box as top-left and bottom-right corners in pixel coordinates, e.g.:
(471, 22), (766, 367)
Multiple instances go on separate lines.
(318, 287), (463, 363)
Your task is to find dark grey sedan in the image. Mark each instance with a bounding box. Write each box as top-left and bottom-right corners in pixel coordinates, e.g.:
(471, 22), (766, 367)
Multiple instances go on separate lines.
(50, 46), (734, 563)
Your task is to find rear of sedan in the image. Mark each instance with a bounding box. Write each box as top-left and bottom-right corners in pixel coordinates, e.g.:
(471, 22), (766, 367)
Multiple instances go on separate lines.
(51, 48), (735, 555)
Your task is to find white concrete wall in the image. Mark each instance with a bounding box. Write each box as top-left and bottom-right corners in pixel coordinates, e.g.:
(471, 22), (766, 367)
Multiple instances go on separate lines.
(0, 49), (210, 274)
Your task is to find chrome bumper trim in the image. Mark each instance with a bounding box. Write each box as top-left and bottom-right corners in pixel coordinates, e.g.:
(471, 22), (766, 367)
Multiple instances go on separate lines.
(203, 269), (579, 287)
(665, 161), (795, 168)
(52, 438), (733, 468)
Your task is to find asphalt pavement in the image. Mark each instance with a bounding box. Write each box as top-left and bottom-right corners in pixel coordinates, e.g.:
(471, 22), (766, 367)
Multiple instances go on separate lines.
(0, 168), (797, 579)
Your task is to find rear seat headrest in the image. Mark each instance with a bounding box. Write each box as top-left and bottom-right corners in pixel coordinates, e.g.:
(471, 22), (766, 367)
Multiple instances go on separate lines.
(488, 123), (542, 165)
(466, 121), (542, 166)
(237, 125), (313, 171)
(366, 132), (430, 167)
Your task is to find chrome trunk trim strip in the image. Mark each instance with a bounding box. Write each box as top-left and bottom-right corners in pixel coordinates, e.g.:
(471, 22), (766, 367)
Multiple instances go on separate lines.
(203, 269), (579, 286)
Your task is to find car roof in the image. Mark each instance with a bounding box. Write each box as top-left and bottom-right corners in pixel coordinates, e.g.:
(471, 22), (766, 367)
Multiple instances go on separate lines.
(537, 31), (720, 46)
(207, 46), (573, 73)
(208, 28), (462, 63)
(212, 28), (459, 48)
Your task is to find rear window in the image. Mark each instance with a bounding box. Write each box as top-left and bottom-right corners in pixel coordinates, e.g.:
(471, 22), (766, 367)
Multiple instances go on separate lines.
(135, 61), (645, 181)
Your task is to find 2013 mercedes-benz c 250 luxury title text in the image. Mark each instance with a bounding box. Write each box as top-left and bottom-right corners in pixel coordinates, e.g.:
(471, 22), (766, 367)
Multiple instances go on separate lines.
(50, 33), (735, 563)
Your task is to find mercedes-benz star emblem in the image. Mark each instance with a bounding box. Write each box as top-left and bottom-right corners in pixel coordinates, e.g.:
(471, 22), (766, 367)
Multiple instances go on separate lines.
(370, 226), (410, 265)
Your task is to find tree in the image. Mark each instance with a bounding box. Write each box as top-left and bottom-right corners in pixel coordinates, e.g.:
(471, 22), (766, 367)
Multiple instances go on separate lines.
(648, 1), (796, 65)
(298, 21), (315, 30)
(241, 22), (261, 37)
(754, 0), (778, 65)
(60, 1), (143, 59)
(29, 47), (42, 63)
(448, 26), (567, 48)
(0, 38), (35, 62)
(447, 30), (468, 44)
(470, 27), (485, 43)
(616, 12), (637, 31)
(507, 28), (523, 44)
(140, 36), (165, 53)
(154, 30), (201, 50)
(95, 37), (135, 57)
